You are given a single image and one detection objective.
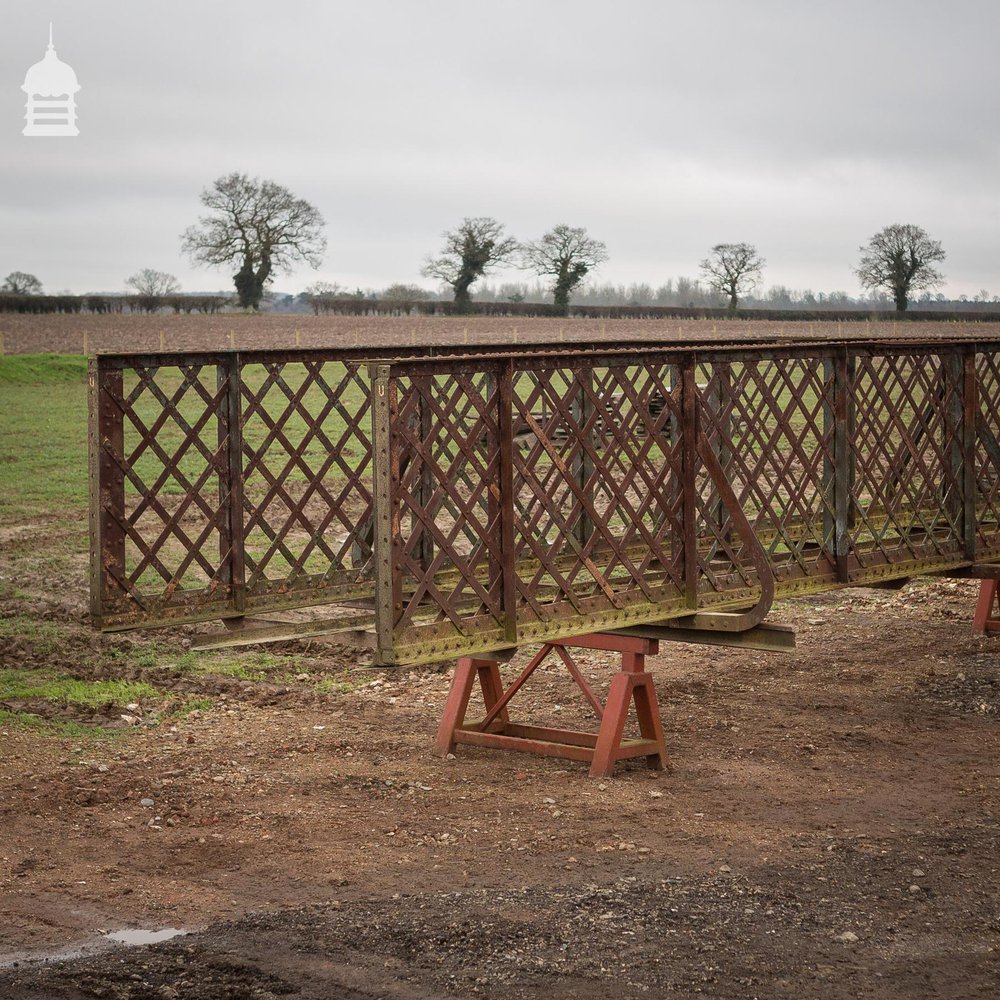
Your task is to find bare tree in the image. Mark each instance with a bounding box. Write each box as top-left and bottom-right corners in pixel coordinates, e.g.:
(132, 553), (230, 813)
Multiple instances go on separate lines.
(303, 281), (343, 297)
(300, 281), (344, 315)
(181, 173), (326, 310)
(699, 243), (765, 311)
(855, 223), (945, 312)
(382, 283), (430, 301)
(125, 269), (179, 297)
(124, 269), (179, 313)
(519, 224), (608, 315)
(1, 271), (43, 294)
(422, 217), (517, 313)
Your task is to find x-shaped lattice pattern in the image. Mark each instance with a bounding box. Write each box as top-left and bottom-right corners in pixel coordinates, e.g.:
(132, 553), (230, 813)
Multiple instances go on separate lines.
(390, 373), (502, 631)
(976, 351), (1000, 555)
(240, 361), (373, 594)
(104, 364), (232, 609)
(696, 358), (836, 585)
(849, 353), (964, 565)
(510, 364), (685, 616)
(92, 343), (1000, 642)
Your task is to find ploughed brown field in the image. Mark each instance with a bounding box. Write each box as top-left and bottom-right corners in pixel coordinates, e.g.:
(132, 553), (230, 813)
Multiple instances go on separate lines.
(3, 311), (1000, 356)
(1, 315), (999, 998)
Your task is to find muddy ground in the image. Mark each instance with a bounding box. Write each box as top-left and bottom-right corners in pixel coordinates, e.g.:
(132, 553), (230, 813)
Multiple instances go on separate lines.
(1, 562), (999, 998)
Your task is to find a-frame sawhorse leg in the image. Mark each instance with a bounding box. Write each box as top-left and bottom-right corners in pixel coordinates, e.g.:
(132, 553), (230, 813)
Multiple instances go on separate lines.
(435, 633), (668, 778)
(973, 580), (1000, 634)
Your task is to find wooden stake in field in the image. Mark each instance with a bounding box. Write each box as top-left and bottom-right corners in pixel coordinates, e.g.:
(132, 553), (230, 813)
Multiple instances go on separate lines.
(159, 330), (166, 352)
(228, 329), (235, 349)
(83, 331), (90, 356)
(295, 329), (301, 347)
(0, 331), (5, 356)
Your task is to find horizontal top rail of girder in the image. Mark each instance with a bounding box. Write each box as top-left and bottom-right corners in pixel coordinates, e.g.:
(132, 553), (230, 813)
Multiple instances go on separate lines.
(92, 335), (1000, 371)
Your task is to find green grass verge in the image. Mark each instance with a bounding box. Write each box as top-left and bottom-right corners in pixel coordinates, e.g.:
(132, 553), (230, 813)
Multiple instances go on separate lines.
(0, 355), (89, 519)
(0, 354), (88, 385)
(0, 668), (157, 707)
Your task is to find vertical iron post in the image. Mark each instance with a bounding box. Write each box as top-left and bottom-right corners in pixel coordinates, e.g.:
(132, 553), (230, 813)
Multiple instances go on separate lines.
(963, 347), (978, 560)
(822, 356), (835, 560)
(498, 359), (518, 643)
(712, 362), (732, 540)
(218, 354), (246, 614)
(571, 367), (595, 547)
(371, 364), (399, 665)
(833, 347), (852, 582)
(681, 361), (699, 608)
(416, 381), (435, 571)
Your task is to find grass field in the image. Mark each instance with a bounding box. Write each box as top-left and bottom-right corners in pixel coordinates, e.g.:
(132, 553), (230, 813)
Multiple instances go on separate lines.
(0, 354), (90, 519)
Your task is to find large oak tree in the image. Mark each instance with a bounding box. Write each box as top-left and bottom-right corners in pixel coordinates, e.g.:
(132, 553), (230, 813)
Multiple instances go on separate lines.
(855, 223), (945, 312)
(181, 173), (325, 309)
(699, 243), (765, 311)
(520, 224), (608, 315)
(422, 217), (517, 313)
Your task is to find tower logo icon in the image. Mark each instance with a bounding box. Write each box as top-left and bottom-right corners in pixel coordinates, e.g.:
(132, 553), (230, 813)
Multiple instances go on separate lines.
(22, 24), (80, 137)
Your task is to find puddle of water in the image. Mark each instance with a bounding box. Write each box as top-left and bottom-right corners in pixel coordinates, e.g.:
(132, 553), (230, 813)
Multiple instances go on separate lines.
(0, 926), (191, 969)
(103, 927), (187, 946)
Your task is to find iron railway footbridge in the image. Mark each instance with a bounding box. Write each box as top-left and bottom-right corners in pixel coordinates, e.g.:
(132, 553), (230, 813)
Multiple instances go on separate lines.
(88, 334), (1000, 772)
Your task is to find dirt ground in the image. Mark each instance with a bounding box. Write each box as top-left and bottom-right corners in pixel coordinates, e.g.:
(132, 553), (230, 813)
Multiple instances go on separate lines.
(2, 312), (997, 357)
(2, 564), (999, 998)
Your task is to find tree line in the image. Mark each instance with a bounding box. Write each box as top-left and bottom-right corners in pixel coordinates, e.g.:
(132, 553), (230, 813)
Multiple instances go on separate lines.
(176, 173), (958, 315)
(1, 171), (982, 317)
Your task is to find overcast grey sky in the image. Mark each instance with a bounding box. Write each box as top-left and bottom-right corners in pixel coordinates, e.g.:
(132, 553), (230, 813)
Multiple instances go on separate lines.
(2, 1), (998, 298)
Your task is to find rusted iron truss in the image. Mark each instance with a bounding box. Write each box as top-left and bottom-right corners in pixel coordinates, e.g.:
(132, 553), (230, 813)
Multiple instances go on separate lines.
(88, 338), (1000, 665)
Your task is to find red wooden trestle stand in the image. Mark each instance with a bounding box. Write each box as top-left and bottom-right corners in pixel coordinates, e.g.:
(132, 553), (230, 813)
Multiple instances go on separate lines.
(973, 580), (1000, 634)
(435, 633), (668, 778)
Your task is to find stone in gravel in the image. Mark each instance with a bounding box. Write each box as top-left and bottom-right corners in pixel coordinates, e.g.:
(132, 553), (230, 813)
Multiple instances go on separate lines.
(836, 931), (859, 944)
(718, 865), (732, 873)
(140, 798), (154, 807)
(909, 884), (921, 894)
(912, 868), (925, 877)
